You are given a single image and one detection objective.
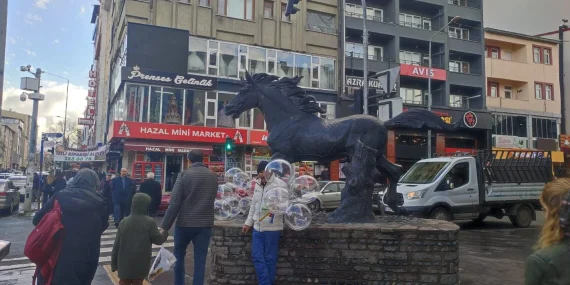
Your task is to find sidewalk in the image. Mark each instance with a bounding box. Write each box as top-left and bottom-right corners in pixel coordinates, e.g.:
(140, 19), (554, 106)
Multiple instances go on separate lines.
(0, 266), (113, 285)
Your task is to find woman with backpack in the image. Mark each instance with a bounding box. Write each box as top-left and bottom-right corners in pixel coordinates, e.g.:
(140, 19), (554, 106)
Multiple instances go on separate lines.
(32, 168), (109, 284)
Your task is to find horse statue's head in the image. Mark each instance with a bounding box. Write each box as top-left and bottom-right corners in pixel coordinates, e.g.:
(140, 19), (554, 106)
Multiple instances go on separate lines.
(224, 71), (326, 120)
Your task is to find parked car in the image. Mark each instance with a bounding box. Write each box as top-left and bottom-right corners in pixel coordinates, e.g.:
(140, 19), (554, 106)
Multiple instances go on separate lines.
(0, 174), (13, 180)
(0, 179), (20, 213)
(307, 181), (388, 212)
(8, 176), (28, 202)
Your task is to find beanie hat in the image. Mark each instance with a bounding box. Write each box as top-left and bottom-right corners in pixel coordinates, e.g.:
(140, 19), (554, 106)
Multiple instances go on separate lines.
(257, 161), (269, 175)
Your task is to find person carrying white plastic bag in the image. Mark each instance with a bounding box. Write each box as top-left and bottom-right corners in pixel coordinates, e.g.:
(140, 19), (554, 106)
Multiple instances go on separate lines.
(148, 246), (177, 281)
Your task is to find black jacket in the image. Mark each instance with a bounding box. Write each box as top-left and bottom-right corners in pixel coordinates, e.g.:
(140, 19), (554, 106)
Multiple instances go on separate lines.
(33, 169), (109, 285)
(52, 178), (67, 194)
(138, 179), (162, 213)
(101, 180), (113, 205)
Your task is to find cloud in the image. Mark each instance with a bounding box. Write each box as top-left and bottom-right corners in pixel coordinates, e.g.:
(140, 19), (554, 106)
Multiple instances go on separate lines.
(52, 39), (60, 45)
(80, 6), (85, 14)
(8, 37), (15, 45)
(2, 81), (88, 144)
(25, 49), (37, 57)
(35, 0), (50, 9)
(62, 71), (69, 76)
(25, 13), (42, 25)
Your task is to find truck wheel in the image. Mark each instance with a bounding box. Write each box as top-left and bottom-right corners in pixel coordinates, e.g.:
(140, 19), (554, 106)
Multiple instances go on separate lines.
(430, 207), (451, 221)
(509, 205), (534, 228)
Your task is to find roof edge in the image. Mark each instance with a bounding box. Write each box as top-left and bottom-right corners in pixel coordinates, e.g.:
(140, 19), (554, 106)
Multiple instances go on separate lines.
(485, 27), (560, 44)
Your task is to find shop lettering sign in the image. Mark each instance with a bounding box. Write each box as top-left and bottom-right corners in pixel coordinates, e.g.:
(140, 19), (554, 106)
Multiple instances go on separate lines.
(54, 145), (107, 162)
(400, 64), (446, 81)
(112, 121), (248, 144)
(122, 65), (218, 90)
(345, 76), (385, 91)
(250, 130), (269, 146)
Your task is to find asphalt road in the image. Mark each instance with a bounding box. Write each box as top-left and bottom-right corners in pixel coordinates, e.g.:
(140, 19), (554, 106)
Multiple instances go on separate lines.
(0, 211), (545, 284)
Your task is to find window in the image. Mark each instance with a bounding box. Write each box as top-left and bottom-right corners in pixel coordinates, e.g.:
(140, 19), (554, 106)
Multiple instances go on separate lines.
(449, 60), (469, 74)
(218, 0), (254, 20)
(502, 51), (512, 61)
(535, 83), (542, 99)
(399, 13), (424, 29)
(218, 92), (236, 127)
(126, 85), (148, 122)
(491, 48), (499, 59)
(448, 0), (467, 6)
(488, 82), (498, 98)
(277, 51), (294, 78)
(320, 58), (335, 90)
(188, 37), (208, 74)
(199, 0), (210, 6)
(219, 42), (239, 78)
(207, 40), (218, 75)
(345, 4), (383, 22)
(532, 117), (558, 139)
(263, 1), (273, 18)
(449, 95), (464, 108)
(185, 90), (206, 126)
(423, 19), (432, 30)
(307, 11), (336, 34)
(504, 86), (512, 99)
(400, 87), (423, 104)
(281, 4), (290, 22)
(316, 102), (336, 119)
(295, 54), (311, 87)
(544, 48), (551, 64)
(399, 50), (422, 65)
(444, 162), (469, 189)
(248, 47), (267, 74)
(345, 42), (383, 60)
(546, 84), (553, 100)
(533, 47), (541, 63)
(449, 26), (469, 40)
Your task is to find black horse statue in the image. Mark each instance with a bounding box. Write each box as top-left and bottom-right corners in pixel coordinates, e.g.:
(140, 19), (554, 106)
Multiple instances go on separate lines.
(225, 72), (462, 222)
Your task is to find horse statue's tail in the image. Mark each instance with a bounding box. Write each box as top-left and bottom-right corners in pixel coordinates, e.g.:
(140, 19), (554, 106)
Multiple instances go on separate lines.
(383, 109), (464, 131)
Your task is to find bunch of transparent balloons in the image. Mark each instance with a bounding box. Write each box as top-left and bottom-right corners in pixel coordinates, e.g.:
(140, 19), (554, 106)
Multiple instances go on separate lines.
(213, 159), (320, 231)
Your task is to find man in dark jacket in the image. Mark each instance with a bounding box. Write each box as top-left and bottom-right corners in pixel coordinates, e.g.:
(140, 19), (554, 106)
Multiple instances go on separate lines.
(111, 168), (136, 227)
(161, 150), (218, 285)
(33, 168), (108, 285)
(52, 173), (67, 194)
(139, 172), (162, 217)
(101, 173), (114, 217)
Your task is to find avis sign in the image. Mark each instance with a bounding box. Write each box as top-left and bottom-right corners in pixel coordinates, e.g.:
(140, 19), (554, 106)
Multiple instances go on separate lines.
(400, 64), (446, 81)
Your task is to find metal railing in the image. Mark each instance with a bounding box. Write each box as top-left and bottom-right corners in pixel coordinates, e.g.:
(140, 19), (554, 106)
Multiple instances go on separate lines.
(447, 0), (482, 9)
(345, 52), (383, 61)
(345, 12), (390, 23)
(399, 21), (433, 31)
(398, 60), (445, 69)
(448, 67), (483, 75)
(448, 26), (483, 43)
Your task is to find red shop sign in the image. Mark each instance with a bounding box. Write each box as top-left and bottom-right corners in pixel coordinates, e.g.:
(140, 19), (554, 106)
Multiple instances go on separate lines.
(400, 64), (447, 81)
(250, 130), (268, 146)
(112, 121), (248, 144)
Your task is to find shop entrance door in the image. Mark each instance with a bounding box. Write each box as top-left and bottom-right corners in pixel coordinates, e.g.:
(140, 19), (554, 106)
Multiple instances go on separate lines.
(165, 154), (183, 192)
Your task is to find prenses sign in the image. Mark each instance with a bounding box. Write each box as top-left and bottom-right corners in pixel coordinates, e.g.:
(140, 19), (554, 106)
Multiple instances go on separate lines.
(400, 64), (446, 81)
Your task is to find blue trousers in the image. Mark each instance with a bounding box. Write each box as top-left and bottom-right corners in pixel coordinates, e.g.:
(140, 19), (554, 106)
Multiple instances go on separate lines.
(113, 202), (130, 224)
(174, 226), (212, 285)
(252, 230), (281, 285)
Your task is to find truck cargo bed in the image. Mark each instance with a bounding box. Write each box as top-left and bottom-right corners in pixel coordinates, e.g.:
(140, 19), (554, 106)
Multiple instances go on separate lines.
(485, 183), (544, 203)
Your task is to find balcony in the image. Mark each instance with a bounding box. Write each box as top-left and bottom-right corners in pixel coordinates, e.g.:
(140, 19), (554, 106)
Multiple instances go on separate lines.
(447, 0), (482, 9)
(345, 53), (399, 74)
(485, 57), (529, 82)
(345, 13), (399, 36)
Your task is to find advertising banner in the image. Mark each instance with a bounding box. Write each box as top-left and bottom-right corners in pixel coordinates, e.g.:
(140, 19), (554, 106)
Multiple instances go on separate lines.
(250, 130), (268, 146)
(400, 64), (447, 81)
(54, 145), (107, 162)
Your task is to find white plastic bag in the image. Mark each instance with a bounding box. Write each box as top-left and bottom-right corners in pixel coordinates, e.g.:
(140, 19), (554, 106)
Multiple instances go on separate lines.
(148, 246), (177, 281)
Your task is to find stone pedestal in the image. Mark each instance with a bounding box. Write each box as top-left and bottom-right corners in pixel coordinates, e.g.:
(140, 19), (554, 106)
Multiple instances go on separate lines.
(210, 219), (460, 285)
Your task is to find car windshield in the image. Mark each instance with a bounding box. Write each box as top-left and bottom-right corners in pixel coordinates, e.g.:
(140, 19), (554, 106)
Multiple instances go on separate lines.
(318, 181), (328, 189)
(399, 162), (449, 184)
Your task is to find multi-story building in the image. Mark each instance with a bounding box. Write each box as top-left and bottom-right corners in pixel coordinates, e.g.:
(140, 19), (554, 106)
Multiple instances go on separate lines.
(102, 0), (340, 188)
(484, 28), (561, 151)
(342, 0), (491, 170)
(0, 110), (31, 169)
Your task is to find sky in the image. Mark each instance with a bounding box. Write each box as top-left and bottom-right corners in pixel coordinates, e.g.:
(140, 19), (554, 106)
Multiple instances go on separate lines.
(2, 0), (98, 137)
(0, 0), (568, 143)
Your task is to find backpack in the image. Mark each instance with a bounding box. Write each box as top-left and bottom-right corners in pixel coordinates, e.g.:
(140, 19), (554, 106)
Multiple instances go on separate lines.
(24, 199), (64, 285)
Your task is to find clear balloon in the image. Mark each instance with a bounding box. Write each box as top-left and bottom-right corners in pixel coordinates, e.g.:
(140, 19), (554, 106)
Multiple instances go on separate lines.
(262, 187), (290, 214)
(290, 175), (320, 204)
(233, 172), (254, 198)
(214, 199), (231, 220)
(239, 197), (252, 215)
(284, 204), (312, 231)
(224, 167), (244, 184)
(217, 183), (235, 199)
(265, 159), (294, 185)
(226, 197), (241, 218)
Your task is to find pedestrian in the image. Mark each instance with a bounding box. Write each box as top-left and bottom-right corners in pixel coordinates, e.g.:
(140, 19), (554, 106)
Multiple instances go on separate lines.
(111, 168), (136, 228)
(41, 174), (55, 207)
(32, 173), (40, 203)
(160, 150), (218, 285)
(241, 161), (288, 285)
(101, 173), (114, 217)
(139, 172), (162, 217)
(32, 168), (109, 284)
(320, 167), (330, 181)
(111, 193), (169, 285)
(52, 172), (67, 196)
(524, 178), (570, 284)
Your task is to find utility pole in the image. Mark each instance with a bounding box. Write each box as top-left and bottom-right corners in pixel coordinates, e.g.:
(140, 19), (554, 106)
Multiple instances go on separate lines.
(559, 19), (568, 134)
(361, 0), (368, 115)
(0, 0), (7, 120)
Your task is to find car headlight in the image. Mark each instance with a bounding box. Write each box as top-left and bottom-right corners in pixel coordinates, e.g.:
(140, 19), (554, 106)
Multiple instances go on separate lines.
(406, 189), (427, 200)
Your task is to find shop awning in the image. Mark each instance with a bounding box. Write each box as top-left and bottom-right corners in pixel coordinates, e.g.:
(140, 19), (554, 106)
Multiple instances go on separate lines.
(124, 140), (213, 155)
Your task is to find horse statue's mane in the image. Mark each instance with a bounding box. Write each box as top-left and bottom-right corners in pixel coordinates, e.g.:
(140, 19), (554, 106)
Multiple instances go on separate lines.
(247, 73), (326, 114)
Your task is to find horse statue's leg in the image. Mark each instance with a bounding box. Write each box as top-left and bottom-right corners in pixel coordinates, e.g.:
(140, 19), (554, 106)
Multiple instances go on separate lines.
(328, 140), (378, 223)
(376, 155), (406, 215)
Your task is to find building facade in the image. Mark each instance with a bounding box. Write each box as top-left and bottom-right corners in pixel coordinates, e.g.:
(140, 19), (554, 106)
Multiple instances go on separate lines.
(102, 0), (340, 189)
(484, 28), (561, 151)
(342, 0), (491, 170)
(0, 110), (31, 169)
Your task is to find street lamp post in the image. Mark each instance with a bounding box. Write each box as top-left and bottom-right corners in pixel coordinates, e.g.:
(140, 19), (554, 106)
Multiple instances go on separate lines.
(427, 16), (461, 158)
(43, 72), (70, 144)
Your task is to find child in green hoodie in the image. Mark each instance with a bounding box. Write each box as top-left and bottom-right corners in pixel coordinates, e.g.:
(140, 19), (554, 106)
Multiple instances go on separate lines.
(111, 193), (168, 285)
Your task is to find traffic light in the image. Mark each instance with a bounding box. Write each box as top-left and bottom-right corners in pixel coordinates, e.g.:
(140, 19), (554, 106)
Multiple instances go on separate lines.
(225, 137), (235, 154)
(285, 0), (301, 16)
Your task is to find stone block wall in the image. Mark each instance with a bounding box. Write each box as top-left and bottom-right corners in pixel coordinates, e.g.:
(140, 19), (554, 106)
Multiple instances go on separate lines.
(210, 219), (460, 285)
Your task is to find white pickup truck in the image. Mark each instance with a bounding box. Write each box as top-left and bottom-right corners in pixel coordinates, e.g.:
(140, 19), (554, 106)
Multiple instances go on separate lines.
(388, 151), (550, 228)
